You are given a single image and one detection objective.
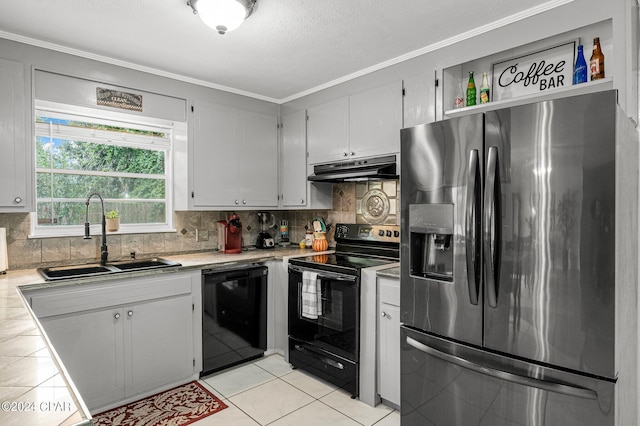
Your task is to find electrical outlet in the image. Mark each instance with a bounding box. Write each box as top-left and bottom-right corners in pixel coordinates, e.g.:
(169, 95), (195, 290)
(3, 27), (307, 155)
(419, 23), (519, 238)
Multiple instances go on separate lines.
(196, 229), (209, 242)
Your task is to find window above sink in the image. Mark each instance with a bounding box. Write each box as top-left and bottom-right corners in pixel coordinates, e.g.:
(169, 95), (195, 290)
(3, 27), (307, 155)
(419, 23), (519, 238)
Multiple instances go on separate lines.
(31, 100), (185, 238)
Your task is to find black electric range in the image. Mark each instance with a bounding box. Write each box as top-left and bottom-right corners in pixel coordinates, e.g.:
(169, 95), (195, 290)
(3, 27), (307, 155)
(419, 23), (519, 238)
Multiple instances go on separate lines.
(287, 223), (399, 398)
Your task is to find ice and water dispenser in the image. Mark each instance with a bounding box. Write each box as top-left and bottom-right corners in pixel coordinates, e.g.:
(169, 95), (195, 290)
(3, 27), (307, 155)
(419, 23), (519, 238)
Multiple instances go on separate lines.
(409, 204), (454, 281)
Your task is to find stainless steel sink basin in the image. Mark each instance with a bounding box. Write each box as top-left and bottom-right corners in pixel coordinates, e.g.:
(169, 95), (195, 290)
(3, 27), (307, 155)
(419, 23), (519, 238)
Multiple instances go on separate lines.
(37, 258), (181, 281)
(38, 264), (116, 280)
(108, 258), (182, 271)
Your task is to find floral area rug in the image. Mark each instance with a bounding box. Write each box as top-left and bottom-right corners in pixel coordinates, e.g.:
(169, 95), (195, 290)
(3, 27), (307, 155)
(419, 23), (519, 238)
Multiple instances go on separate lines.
(92, 381), (227, 426)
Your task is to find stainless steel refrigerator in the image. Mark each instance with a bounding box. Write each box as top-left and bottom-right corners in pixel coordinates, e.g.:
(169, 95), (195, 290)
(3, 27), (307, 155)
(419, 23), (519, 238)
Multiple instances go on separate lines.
(400, 90), (637, 425)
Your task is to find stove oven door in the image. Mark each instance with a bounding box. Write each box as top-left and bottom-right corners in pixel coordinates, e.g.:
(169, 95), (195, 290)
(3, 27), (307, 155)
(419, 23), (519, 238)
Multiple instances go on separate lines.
(287, 264), (360, 395)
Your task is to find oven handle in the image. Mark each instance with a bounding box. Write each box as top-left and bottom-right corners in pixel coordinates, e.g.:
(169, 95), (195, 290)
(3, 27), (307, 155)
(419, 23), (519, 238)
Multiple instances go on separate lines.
(288, 265), (357, 282)
(294, 344), (345, 370)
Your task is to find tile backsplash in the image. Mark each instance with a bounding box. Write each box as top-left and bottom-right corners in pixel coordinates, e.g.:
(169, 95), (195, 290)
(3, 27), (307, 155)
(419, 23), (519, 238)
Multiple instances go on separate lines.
(0, 182), (399, 270)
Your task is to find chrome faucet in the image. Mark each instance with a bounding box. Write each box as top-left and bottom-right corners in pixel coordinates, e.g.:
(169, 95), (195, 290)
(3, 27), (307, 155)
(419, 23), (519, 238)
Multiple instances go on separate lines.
(84, 192), (109, 266)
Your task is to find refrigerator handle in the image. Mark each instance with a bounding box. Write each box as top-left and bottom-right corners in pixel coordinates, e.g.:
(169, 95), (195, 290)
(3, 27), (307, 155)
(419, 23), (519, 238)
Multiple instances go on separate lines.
(406, 336), (598, 400)
(484, 146), (501, 308)
(465, 149), (480, 305)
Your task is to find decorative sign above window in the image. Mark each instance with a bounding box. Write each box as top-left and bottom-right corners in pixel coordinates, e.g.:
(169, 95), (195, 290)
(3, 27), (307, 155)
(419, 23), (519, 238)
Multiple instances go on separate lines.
(96, 87), (143, 112)
(491, 41), (575, 102)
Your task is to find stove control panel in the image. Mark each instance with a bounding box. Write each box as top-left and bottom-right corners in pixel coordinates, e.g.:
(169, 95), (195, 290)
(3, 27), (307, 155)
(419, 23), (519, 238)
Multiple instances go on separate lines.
(334, 223), (400, 243)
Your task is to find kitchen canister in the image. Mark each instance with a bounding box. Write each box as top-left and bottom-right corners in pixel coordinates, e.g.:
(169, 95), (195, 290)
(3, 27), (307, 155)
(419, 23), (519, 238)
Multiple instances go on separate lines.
(0, 228), (7, 273)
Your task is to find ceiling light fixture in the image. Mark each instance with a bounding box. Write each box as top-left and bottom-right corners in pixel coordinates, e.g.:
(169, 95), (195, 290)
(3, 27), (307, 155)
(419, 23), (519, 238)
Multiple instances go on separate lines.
(188, 0), (257, 35)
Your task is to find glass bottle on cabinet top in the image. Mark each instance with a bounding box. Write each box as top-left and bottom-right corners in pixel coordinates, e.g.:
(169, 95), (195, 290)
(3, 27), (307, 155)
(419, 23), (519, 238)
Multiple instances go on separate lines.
(441, 19), (613, 118)
(573, 45), (588, 84)
(590, 37), (605, 80)
(454, 79), (464, 109)
(466, 72), (476, 107)
(479, 72), (490, 104)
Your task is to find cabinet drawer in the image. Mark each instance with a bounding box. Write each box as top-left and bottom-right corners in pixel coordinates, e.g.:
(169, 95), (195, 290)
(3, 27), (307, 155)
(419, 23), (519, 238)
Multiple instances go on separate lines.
(378, 277), (399, 306)
(29, 272), (193, 318)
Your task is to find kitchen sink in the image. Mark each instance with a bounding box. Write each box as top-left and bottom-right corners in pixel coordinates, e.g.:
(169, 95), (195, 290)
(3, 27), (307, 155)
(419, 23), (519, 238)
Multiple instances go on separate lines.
(37, 258), (182, 281)
(108, 258), (182, 271)
(38, 265), (116, 280)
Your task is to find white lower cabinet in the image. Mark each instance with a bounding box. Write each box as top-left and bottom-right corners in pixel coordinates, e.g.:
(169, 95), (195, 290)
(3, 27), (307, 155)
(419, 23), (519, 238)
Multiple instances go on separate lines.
(377, 275), (400, 407)
(42, 307), (125, 409)
(265, 260), (288, 356)
(125, 294), (194, 396)
(28, 271), (199, 412)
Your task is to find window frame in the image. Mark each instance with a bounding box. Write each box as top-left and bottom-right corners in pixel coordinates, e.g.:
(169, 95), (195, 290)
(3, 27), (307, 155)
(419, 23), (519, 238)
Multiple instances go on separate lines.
(30, 101), (177, 238)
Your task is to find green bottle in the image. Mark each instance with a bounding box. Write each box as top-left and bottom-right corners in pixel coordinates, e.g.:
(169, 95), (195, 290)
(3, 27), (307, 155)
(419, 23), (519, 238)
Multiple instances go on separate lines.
(466, 72), (476, 107)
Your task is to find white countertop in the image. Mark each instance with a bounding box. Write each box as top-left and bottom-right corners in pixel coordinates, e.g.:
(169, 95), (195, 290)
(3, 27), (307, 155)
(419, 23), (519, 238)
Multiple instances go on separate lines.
(0, 247), (324, 425)
(376, 265), (400, 279)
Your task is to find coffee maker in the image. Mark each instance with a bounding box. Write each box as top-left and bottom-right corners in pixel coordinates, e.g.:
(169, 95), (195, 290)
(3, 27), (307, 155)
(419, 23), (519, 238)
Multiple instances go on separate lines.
(256, 212), (275, 249)
(217, 213), (242, 253)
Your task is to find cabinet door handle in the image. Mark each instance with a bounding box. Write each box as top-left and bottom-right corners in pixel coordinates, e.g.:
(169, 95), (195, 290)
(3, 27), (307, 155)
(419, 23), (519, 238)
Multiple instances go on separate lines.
(381, 311), (387, 317)
(235, 200), (239, 205)
(127, 310), (133, 316)
(300, 199), (304, 204)
(14, 197), (22, 204)
(242, 200), (246, 205)
(350, 151), (355, 156)
(343, 152), (348, 157)
(114, 313), (120, 319)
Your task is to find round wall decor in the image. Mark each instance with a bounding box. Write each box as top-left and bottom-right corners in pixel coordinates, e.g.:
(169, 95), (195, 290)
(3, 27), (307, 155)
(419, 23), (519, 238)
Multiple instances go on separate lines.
(361, 189), (390, 224)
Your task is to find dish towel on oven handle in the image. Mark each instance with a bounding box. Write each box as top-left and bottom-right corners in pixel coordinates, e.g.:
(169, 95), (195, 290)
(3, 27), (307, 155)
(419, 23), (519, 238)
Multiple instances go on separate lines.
(301, 271), (321, 319)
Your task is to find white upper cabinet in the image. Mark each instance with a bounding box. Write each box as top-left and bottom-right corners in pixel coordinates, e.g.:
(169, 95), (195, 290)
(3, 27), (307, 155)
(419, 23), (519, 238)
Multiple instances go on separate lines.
(279, 110), (333, 210)
(191, 100), (278, 208)
(307, 97), (350, 164)
(349, 81), (403, 158)
(280, 110), (308, 207)
(403, 73), (436, 128)
(192, 101), (237, 207)
(0, 58), (29, 211)
(307, 81), (403, 164)
(240, 110), (279, 206)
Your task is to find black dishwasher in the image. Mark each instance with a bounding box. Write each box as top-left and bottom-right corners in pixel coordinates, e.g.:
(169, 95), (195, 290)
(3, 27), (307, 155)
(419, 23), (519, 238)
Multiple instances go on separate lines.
(201, 264), (268, 376)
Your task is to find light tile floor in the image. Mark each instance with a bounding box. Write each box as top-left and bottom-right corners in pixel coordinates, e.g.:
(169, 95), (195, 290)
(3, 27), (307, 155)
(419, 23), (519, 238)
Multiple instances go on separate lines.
(196, 354), (400, 426)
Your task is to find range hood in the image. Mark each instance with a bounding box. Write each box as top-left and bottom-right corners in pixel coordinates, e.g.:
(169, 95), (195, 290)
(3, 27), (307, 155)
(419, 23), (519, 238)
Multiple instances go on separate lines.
(308, 154), (398, 183)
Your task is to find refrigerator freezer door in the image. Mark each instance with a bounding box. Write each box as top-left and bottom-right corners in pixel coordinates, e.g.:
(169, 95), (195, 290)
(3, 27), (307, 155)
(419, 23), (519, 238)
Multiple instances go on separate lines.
(483, 91), (617, 379)
(401, 326), (615, 426)
(400, 114), (484, 346)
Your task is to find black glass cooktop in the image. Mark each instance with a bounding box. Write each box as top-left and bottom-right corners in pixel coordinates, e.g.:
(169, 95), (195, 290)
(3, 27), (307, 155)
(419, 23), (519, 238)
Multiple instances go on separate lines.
(289, 253), (397, 275)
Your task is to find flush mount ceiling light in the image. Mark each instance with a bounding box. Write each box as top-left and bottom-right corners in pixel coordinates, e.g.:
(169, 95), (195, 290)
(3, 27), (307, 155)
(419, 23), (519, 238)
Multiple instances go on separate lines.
(188, 0), (257, 35)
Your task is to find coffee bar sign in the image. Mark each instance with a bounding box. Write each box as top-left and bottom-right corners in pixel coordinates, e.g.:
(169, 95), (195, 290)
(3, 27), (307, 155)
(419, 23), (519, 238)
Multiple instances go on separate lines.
(96, 87), (143, 112)
(491, 41), (576, 101)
